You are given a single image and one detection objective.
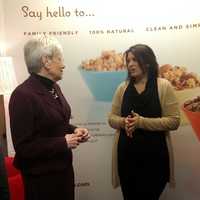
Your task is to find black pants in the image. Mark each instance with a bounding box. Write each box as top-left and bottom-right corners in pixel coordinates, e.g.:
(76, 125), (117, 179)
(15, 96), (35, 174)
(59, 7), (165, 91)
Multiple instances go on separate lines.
(120, 175), (167, 200)
(0, 151), (10, 200)
(118, 153), (169, 200)
(22, 167), (74, 200)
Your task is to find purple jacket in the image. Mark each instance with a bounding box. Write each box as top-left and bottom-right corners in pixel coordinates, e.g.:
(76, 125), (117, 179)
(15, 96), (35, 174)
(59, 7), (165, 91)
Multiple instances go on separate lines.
(9, 75), (76, 175)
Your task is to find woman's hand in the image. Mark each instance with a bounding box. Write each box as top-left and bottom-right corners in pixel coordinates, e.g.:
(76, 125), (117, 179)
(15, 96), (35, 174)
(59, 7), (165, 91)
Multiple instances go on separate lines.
(74, 128), (90, 142)
(65, 134), (82, 149)
(124, 113), (139, 138)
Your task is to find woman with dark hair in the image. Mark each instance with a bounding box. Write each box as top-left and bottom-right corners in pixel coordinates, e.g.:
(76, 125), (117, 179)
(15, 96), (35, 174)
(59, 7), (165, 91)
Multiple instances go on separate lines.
(108, 44), (180, 199)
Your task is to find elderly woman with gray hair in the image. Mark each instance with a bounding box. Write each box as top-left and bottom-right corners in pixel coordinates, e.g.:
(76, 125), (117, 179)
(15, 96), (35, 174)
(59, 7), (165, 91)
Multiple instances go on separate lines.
(9, 36), (90, 200)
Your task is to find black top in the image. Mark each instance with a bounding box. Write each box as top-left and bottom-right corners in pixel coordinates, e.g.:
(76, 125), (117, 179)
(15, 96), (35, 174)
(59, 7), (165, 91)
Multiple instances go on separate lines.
(119, 77), (168, 156)
(32, 73), (54, 90)
(118, 77), (170, 184)
(32, 73), (59, 100)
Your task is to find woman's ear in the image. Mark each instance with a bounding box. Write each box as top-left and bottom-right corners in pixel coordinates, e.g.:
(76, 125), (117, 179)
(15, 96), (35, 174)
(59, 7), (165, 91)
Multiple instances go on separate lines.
(42, 55), (51, 68)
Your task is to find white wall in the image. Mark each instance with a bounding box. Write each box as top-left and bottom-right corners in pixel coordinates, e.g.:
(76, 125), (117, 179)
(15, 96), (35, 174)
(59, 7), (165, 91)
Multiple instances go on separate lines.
(0, 0), (5, 55)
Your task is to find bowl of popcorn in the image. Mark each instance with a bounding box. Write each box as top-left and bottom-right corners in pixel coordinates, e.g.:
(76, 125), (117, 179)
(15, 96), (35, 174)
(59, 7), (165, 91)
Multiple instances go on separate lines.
(79, 50), (127, 102)
(159, 64), (200, 125)
(182, 96), (200, 141)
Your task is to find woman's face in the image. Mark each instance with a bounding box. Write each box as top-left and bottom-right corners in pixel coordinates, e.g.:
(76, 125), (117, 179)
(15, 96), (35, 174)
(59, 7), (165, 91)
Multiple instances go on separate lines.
(47, 52), (65, 81)
(126, 52), (143, 79)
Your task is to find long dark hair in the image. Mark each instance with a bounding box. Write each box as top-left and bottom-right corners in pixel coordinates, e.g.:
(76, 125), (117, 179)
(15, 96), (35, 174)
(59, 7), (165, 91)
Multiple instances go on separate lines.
(124, 44), (159, 81)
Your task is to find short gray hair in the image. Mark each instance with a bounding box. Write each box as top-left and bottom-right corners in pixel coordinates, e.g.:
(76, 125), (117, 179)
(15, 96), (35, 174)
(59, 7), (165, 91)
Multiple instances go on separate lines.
(24, 35), (63, 74)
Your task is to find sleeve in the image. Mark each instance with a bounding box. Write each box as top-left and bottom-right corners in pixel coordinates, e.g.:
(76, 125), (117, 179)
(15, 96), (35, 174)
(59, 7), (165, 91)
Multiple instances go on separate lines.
(108, 83), (125, 130)
(9, 89), (69, 160)
(137, 80), (180, 131)
(66, 124), (77, 133)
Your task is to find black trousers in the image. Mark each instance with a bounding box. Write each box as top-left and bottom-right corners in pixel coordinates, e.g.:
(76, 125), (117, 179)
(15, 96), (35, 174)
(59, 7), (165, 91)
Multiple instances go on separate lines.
(0, 150), (10, 200)
(22, 166), (74, 200)
(118, 153), (169, 200)
(119, 175), (167, 200)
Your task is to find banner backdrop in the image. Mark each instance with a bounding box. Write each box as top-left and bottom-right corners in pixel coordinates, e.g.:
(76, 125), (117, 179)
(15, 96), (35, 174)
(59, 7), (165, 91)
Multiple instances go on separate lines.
(2, 0), (200, 199)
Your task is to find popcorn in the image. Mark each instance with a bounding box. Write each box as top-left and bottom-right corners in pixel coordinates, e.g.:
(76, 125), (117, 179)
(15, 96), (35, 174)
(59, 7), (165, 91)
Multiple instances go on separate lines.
(159, 64), (200, 90)
(184, 96), (200, 112)
(81, 50), (125, 71)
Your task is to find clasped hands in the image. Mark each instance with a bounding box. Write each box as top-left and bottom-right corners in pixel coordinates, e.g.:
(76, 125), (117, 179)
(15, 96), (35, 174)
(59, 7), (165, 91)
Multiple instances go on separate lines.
(65, 128), (90, 149)
(124, 113), (139, 138)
